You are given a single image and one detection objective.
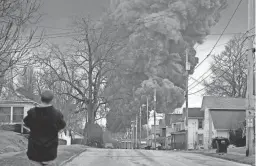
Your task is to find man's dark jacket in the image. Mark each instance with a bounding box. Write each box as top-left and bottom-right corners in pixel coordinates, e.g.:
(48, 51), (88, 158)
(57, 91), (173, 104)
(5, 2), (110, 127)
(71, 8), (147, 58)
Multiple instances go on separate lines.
(23, 106), (66, 162)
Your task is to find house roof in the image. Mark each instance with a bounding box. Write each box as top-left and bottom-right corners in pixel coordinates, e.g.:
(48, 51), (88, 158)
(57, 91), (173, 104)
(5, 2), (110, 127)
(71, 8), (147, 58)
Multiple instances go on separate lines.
(183, 108), (204, 118)
(210, 110), (246, 130)
(201, 96), (246, 110)
(166, 114), (183, 125)
(0, 100), (38, 105)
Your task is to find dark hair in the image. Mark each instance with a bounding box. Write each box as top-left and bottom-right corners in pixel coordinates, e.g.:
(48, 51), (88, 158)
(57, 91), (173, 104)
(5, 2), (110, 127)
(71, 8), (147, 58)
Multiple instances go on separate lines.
(40, 90), (54, 104)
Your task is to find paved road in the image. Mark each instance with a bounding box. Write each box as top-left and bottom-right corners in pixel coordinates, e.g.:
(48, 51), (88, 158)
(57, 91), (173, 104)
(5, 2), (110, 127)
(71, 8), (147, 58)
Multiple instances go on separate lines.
(65, 148), (249, 166)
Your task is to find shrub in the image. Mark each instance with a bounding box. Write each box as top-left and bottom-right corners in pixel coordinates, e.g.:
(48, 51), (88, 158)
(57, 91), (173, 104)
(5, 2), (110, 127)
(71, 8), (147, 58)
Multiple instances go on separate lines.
(229, 128), (245, 147)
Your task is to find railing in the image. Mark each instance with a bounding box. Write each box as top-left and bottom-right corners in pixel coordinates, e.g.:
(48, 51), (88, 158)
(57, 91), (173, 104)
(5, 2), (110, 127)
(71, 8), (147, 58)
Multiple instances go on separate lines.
(22, 124), (30, 132)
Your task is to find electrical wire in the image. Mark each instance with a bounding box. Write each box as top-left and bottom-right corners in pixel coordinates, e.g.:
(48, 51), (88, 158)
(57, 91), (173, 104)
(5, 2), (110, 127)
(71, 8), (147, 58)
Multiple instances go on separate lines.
(188, 31), (255, 89)
(188, 46), (252, 95)
(3, 9), (250, 41)
(188, 35), (254, 92)
(193, 0), (243, 70)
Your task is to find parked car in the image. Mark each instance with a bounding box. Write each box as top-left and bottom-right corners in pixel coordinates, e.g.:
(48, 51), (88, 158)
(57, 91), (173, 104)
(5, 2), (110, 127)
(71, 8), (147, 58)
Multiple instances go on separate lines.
(105, 143), (114, 149)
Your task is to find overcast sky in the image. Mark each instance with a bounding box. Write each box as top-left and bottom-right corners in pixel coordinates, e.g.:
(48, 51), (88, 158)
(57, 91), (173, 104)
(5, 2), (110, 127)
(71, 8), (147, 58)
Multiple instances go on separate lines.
(35, 0), (251, 122)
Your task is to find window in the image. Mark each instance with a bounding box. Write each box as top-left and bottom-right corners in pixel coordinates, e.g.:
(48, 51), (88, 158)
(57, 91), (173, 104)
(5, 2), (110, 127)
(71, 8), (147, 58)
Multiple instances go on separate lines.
(198, 134), (203, 145)
(0, 106), (24, 123)
(198, 119), (203, 129)
(176, 123), (181, 131)
(0, 107), (11, 123)
(13, 107), (24, 123)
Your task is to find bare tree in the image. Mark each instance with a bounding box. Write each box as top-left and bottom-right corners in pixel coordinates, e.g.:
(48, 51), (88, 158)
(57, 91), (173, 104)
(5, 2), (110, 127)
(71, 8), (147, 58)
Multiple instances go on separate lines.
(0, 0), (42, 96)
(203, 35), (247, 98)
(33, 17), (123, 131)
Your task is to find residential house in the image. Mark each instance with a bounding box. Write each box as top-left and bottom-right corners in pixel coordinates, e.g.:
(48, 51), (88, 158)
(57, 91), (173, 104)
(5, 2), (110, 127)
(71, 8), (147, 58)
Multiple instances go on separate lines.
(169, 114), (186, 150)
(0, 99), (38, 133)
(201, 96), (246, 149)
(151, 124), (161, 137)
(158, 113), (185, 149)
(182, 108), (204, 150)
(161, 113), (184, 136)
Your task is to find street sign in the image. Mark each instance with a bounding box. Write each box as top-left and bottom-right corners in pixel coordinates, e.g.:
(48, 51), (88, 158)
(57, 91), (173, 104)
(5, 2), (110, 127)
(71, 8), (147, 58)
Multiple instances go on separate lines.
(247, 118), (254, 127)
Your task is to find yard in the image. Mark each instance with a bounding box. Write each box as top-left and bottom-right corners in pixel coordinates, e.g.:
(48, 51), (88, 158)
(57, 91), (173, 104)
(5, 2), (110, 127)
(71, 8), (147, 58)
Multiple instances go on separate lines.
(195, 147), (255, 165)
(0, 130), (28, 154)
(0, 130), (87, 166)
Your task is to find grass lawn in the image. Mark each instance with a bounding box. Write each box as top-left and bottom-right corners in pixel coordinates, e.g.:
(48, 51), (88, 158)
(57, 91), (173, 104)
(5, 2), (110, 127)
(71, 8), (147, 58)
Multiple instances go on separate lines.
(0, 130), (87, 165)
(199, 147), (255, 166)
(0, 130), (27, 154)
(203, 153), (255, 165)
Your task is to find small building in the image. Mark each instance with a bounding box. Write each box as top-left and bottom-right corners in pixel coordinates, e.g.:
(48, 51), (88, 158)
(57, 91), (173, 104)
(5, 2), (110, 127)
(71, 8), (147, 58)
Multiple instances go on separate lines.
(151, 125), (161, 136)
(159, 113), (186, 149)
(160, 113), (183, 137)
(170, 116), (186, 150)
(201, 96), (246, 149)
(183, 108), (204, 150)
(0, 99), (38, 133)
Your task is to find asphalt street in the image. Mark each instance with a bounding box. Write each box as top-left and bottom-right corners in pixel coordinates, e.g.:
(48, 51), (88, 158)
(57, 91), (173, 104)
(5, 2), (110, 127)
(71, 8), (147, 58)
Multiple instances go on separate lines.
(65, 148), (250, 166)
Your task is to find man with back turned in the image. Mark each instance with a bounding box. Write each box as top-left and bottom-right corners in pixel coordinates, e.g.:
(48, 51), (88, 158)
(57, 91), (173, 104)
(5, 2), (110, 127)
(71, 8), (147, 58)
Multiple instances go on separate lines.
(23, 90), (66, 166)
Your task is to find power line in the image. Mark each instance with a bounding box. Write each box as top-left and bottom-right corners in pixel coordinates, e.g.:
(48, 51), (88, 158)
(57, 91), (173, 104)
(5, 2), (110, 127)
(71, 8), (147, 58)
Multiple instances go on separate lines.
(16, 30), (250, 41)
(193, 0), (243, 71)
(189, 35), (253, 91)
(188, 32), (255, 89)
(188, 47), (252, 95)
(3, 10), (251, 41)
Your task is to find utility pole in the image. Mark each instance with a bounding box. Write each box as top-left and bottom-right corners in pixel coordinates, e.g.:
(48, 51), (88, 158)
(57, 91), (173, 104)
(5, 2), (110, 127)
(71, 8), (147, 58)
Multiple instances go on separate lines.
(135, 114), (138, 149)
(139, 106), (142, 148)
(154, 88), (157, 149)
(185, 48), (190, 150)
(131, 121), (135, 149)
(146, 97), (149, 139)
(246, 0), (255, 157)
(254, 0), (256, 153)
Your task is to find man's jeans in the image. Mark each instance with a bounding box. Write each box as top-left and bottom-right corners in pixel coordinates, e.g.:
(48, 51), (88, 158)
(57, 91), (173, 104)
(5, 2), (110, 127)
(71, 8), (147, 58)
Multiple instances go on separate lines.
(29, 160), (57, 166)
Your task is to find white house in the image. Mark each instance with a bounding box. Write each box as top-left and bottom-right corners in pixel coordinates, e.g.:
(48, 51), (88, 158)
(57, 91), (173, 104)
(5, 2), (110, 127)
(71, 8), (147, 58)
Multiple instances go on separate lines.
(183, 108), (204, 150)
(0, 99), (37, 133)
(201, 96), (246, 149)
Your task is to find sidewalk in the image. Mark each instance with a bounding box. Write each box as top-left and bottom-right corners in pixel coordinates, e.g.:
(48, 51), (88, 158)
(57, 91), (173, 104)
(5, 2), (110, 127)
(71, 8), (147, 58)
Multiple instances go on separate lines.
(0, 145), (87, 166)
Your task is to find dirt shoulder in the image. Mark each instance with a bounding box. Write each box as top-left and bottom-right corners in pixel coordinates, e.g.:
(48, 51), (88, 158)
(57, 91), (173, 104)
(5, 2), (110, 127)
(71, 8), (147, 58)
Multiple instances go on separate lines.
(0, 145), (87, 166)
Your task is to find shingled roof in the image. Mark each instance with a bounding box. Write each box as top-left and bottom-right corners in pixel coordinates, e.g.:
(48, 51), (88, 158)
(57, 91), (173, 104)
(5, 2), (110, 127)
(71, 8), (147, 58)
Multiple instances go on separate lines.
(0, 99), (38, 105)
(165, 114), (183, 125)
(201, 96), (246, 110)
(210, 110), (245, 130)
(183, 108), (204, 118)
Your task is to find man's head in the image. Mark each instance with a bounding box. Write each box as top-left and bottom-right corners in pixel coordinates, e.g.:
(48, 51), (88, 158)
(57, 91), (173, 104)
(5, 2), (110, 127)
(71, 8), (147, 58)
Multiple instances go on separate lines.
(41, 90), (54, 104)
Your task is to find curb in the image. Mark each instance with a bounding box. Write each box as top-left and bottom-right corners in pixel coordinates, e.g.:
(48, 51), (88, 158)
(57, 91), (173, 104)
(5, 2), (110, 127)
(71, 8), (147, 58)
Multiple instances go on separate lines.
(59, 148), (87, 166)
